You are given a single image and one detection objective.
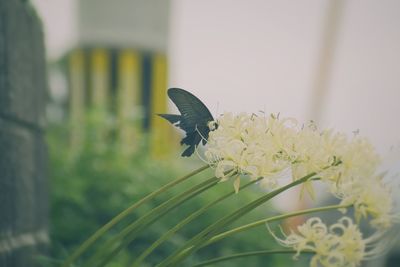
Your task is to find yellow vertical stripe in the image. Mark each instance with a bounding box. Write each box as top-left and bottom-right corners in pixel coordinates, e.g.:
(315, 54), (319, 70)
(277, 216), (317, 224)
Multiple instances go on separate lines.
(117, 50), (141, 154)
(69, 49), (85, 154)
(89, 48), (110, 145)
(90, 48), (109, 108)
(150, 53), (169, 158)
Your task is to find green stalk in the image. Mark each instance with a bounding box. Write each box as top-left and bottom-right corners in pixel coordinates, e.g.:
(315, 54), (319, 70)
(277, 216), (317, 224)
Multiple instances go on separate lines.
(131, 177), (264, 267)
(191, 249), (314, 267)
(205, 203), (351, 246)
(87, 175), (218, 267)
(157, 172), (317, 267)
(60, 164), (208, 267)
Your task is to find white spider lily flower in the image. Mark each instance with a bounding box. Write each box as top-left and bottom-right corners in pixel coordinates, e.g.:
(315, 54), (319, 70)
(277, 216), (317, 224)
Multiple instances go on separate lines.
(290, 127), (346, 180)
(337, 174), (396, 230)
(271, 217), (384, 267)
(205, 113), (296, 190)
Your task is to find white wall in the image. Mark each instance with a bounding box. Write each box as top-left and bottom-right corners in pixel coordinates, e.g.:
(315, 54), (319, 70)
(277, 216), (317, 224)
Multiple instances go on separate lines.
(31, 0), (78, 60)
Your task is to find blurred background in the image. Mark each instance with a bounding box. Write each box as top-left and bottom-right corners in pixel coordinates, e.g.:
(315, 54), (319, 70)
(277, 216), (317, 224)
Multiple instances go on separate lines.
(7, 0), (400, 266)
(33, 0), (400, 154)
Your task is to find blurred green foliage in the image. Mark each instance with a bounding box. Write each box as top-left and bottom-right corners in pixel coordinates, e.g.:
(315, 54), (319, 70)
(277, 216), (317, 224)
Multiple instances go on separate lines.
(46, 111), (293, 266)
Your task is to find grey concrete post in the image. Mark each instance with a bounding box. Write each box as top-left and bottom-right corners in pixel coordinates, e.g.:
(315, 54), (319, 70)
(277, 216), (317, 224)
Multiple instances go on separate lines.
(0, 0), (49, 266)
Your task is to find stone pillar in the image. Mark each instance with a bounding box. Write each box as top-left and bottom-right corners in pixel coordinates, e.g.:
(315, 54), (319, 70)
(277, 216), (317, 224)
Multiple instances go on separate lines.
(0, 0), (49, 266)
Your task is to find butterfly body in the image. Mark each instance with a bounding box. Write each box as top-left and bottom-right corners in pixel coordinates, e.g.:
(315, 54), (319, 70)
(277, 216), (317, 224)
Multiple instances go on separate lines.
(158, 88), (214, 157)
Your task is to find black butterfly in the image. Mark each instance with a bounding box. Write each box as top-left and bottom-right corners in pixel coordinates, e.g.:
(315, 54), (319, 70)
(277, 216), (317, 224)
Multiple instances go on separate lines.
(158, 88), (215, 157)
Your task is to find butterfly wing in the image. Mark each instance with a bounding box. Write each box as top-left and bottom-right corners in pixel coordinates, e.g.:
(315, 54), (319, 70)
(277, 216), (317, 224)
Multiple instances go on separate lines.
(158, 114), (182, 128)
(167, 88), (214, 133)
(160, 88), (214, 157)
(180, 132), (202, 157)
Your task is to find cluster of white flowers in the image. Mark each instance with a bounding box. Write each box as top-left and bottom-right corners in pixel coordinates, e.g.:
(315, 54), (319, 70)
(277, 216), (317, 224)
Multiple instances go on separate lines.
(273, 217), (382, 267)
(205, 113), (381, 184)
(205, 113), (298, 190)
(203, 112), (397, 264)
(206, 114), (383, 181)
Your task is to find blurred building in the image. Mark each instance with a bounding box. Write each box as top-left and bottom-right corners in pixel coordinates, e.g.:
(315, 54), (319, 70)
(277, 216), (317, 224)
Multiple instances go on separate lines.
(63, 0), (173, 157)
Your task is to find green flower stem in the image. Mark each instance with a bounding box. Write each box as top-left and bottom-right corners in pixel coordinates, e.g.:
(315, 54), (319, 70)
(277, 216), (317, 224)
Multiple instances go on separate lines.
(157, 172), (317, 267)
(191, 249), (314, 267)
(87, 175), (219, 267)
(204, 203), (351, 246)
(131, 177), (264, 267)
(61, 165), (209, 267)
